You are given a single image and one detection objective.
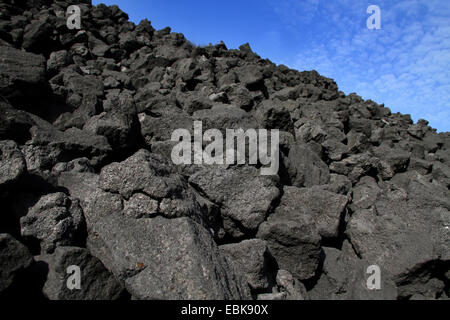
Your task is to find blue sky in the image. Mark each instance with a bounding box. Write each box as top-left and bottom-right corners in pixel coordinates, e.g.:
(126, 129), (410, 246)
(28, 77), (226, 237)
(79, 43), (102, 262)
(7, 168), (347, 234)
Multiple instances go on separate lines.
(93, 0), (450, 132)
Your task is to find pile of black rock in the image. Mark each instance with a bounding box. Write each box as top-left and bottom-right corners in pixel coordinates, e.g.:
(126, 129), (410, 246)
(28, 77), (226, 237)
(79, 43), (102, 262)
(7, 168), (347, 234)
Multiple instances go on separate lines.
(0, 0), (448, 300)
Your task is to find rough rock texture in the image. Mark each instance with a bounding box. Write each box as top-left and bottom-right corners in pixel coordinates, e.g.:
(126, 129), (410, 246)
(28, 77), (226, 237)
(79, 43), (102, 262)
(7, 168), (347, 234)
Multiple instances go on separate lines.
(257, 269), (309, 300)
(0, 46), (46, 101)
(220, 239), (276, 293)
(273, 186), (348, 240)
(309, 245), (398, 300)
(346, 172), (450, 298)
(20, 192), (85, 254)
(87, 215), (251, 299)
(189, 166), (280, 237)
(256, 205), (322, 281)
(0, 234), (33, 294)
(0, 0), (448, 300)
(35, 246), (125, 300)
(0, 140), (26, 188)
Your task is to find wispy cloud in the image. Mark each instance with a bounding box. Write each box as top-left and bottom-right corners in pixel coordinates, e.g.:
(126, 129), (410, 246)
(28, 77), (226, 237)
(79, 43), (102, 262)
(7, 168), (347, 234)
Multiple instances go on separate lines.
(268, 0), (450, 132)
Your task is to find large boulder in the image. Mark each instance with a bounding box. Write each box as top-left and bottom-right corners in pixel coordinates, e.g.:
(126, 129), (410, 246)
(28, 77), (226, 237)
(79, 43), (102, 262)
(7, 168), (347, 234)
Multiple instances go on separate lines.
(257, 269), (310, 301)
(20, 192), (85, 254)
(0, 140), (27, 188)
(235, 64), (264, 88)
(309, 246), (398, 300)
(98, 149), (207, 224)
(22, 19), (53, 53)
(22, 125), (112, 172)
(256, 207), (321, 281)
(346, 171), (450, 298)
(87, 214), (251, 300)
(189, 166), (280, 237)
(0, 234), (33, 294)
(62, 68), (104, 98)
(83, 91), (140, 152)
(0, 46), (46, 100)
(139, 104), (193, 144)
(57, 162), (249, 299)
(35, 246), (125, 300)
(255, 100), (294, 132)
(0, 100), (35, 144)
(220, 239), (275, 292)
(285, 143), (330, 187)
(273, 186), (348, 239)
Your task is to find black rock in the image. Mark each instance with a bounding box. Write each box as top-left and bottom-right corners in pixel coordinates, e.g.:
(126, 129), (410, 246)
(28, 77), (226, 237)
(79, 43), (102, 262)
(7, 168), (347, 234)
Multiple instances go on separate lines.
(35, 246), (125, 300)
(0, 0), (448, 301)
(0, 46), (46, 101)
(0, 234), (33, 294)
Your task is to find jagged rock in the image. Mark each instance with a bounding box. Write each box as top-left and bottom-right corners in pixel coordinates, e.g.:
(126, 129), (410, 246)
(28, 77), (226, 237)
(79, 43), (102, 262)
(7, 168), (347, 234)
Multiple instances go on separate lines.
(100, 148), (182, 198)
(88, 33), (110, 57)
(348, 176), (381, 211)
(35, 246), (125, 300)
(285, 143), (330, 187)
(330, 152), (391, 183)
(139, 105), (193, 144)
(0, 45), (46, 100)
(0, 234), (33, 294)
(256, 203), (321, 280)
(173, 57), (200, 82)
(20, 192), (85, 254)
(255, 100), (294, 132)
(192, 103), (257, 132)
(223, 84), (254, 110)
(235, 64), (264, 88)
(46, 50), (73, 74)
(346, 171), (450, 298)
(53, 93), (101, 130)
(123, 193), (158, 219)
(347, 130), (369, 153)
(322, 138), (348, 161)
(220, 239), (275, 292)
(275, 186), (348, 239)
(0, 140), (27, 188)
(87, 214), (251, 299)
(97, 149), (213, 228)
(52, 157), (94, 175)
(295, 120), (328, 143)
(272, 87), (300, 101)
(22, 19), (53, 53)
(372, 143), (410, 174)
(409, 157), (432, 175)
(181, 91), (213, 114)
(275, 269), (309, 300)
(431, 161), (450, 188)
(83, 91), (140, 152)
(309, 246), (398, 300)
(62, 68), (104, 98)
(56, 171), (110, 226)
(23, 125), (112, 172)
(189, 166), (280, 235)
(0, 99), (35, 144)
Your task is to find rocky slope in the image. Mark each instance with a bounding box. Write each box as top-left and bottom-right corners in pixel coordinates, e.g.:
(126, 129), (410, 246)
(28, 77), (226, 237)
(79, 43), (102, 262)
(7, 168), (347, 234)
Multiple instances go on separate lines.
(0, 0), (449, 300)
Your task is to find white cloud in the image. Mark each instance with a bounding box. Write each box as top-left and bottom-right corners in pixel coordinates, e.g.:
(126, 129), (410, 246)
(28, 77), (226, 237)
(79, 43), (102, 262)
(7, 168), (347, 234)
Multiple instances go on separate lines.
(269, 0), (450, 131)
